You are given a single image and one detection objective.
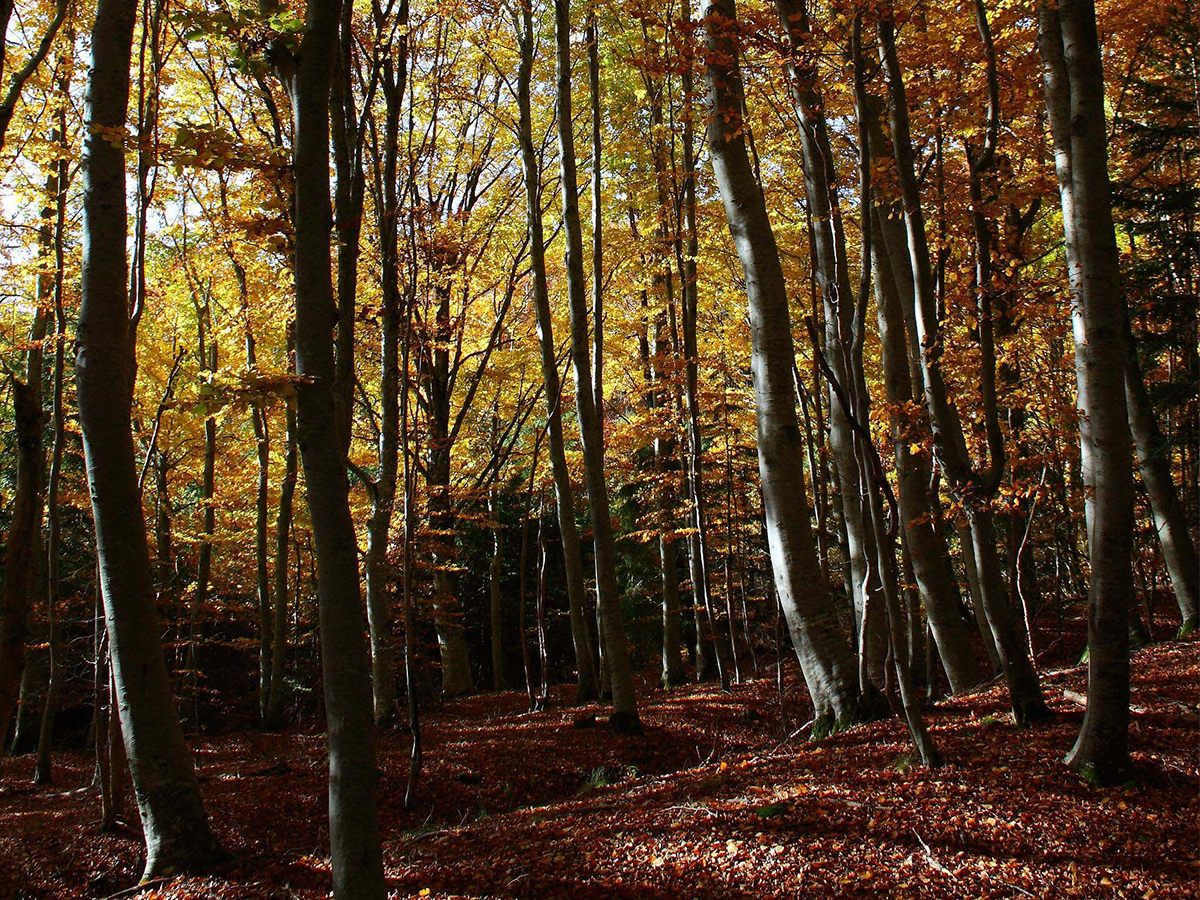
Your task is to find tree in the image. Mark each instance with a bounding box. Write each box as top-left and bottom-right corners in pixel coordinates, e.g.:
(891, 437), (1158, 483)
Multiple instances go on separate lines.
(75, 0), (224, 877)
(268, 0), (386, 894)
(1037, 0), (1137, 784)
(554, 0), (639, 730)
(703, 0), (862, 733)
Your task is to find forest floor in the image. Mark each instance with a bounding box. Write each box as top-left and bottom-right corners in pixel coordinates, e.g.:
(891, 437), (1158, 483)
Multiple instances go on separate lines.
(1, 632), (1196, 900)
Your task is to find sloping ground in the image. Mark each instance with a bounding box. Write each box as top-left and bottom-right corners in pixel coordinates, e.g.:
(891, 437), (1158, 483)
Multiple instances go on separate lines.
(1, 637), (1195, 900)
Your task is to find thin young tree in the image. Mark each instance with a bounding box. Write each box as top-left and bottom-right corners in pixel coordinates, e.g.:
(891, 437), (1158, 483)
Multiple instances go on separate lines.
(554, 0), (640, 731)
(512, 0), (598, 702)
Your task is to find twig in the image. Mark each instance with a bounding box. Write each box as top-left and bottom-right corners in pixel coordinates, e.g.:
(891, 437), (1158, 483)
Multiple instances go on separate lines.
(137, 347), (187, 494)
(101, 878), (172, 900)
(912, 829), (955, 879)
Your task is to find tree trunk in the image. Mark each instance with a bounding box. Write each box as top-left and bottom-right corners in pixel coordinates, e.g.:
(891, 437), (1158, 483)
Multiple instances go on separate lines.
(774, 0), (885, 689)
(1038, 0), (1136, 783)
(870, 201), (982, 693)
(513, 3), (597, 701)
(554, 0), (639, 731)
(0, 375), (42, 742)
(703, 0), (862, 733)
(266, 390), (297, 727)
(76, 0), (223, 876)
(363, 28), (408, 723)
(272, 0), (386, 892)
(35, 91), (70, 781)
(878, 8), (1048, 723)
(1124, 318), (1199, 631)
(330, 2), (363, 459)
(489, 492), (506, 691)
(244, 320), (272, 721)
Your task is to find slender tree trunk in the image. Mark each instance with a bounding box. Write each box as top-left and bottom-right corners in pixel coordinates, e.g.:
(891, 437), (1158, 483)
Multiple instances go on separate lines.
(774, 0), (884, 688)
(588, 8), (603, 417)
(0, 336), (43, 743)
(266, 397), (297, 727)
(1038, 0), (1136, 783)
(513, 4), (597, 701)
(272, 0), (386, 892)
(703, 0), (862, 733)
(554, 0), (639, 731)
(1124, 319), (1199, 630)
(35, 82), (70, 781)
(870, 201), (982, 693)
(363, 22), (408, 723)
(878, 7), (1048, 723)
(76, 0), (223, 876)
(489, 491), (506, 691)
(187, 293), (217, 704)
(330, 2), (363, 459)
(243, 317), (273, 720)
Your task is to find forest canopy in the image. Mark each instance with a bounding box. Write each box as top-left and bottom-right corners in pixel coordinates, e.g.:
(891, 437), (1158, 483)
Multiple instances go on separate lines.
(0, 0), (1196, 898)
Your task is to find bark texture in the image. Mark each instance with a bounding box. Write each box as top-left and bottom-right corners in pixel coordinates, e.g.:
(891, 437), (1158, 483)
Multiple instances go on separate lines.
(273, 0), (386, 893)
(1038, 0), (1136, 783)
(703, 0), (861, 732)
(76, 0), (223, 877)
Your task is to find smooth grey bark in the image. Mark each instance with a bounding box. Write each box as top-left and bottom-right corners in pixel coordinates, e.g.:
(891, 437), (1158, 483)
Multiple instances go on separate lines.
(554, 0), (639, 730)
(774, 0), (885, 687)
(870, 202), (982, 693)
(270, 0), (386, 893)
(957, 519), (1002, 673)
(703, 0), (861, 732)
(1124, 319), (1199, 630)
(845, 28), (939, 764)
(878, 8), (1048, 724)
(1038, 0), (1136, 783)
(513, 2), (598, 701)
(76, 0), (223, 876)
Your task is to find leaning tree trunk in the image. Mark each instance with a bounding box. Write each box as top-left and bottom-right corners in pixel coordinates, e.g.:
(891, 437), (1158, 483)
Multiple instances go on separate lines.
(554, 0), (639, 731)
(703, 0), (862, 733)
(513, 2), (598, 701)
(870, 201), (983, 693)
(878, 7), (1048, 724)
(76, 0), (224, 877)
(1123, 318), (1199, 631)
(272, 0), (386, 894)
(774, 0), (886, 688)
(1038, 0), (1136, 784)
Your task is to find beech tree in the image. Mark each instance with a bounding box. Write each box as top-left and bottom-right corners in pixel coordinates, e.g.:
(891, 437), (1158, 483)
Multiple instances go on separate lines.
(1037, 0), (1136, 784)
(75, 0), (224, 878)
